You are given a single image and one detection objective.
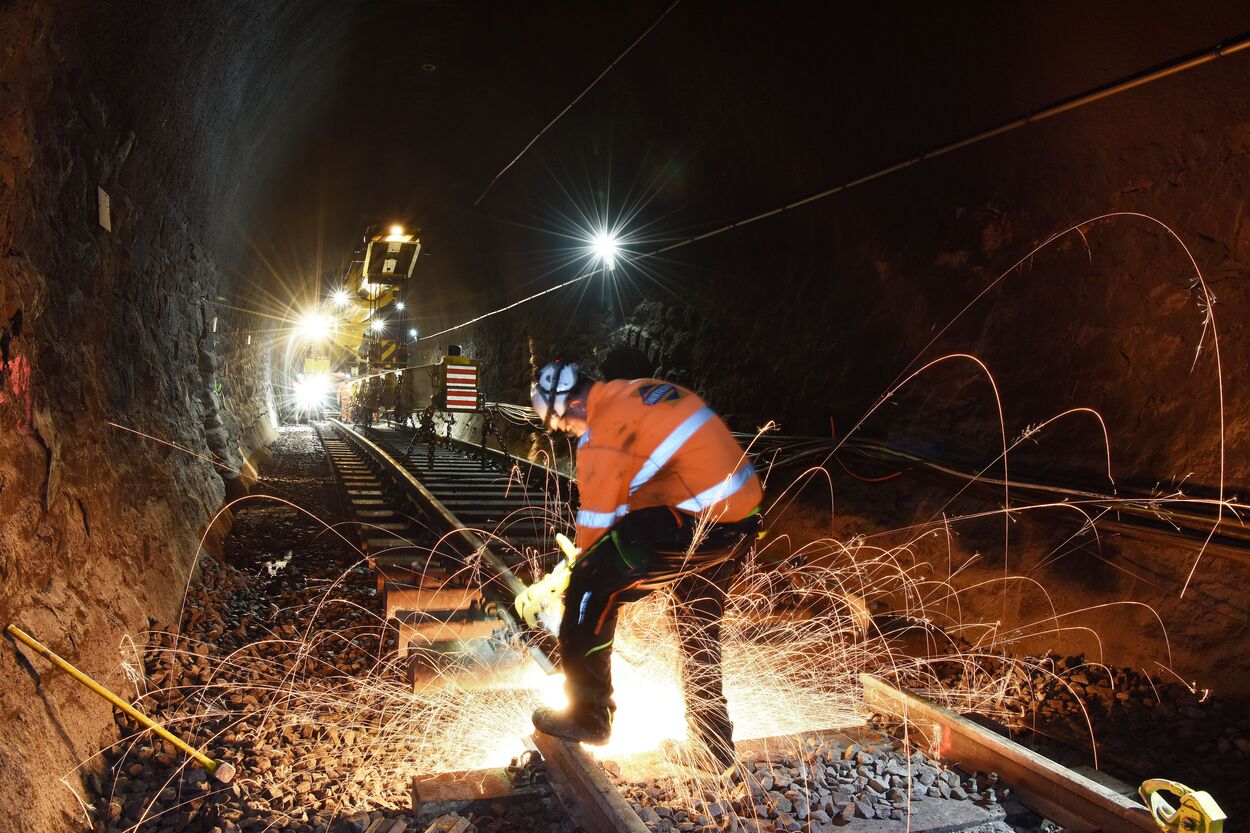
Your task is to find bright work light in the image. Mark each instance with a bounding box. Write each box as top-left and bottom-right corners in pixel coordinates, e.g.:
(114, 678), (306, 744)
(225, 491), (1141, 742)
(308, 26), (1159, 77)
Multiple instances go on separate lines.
(384, 224), (411, 243)
(294, 375), (328, 410)
(591, 232), (619, 271)
(295, 311), (332, 341)
(331, 289), (350, 307)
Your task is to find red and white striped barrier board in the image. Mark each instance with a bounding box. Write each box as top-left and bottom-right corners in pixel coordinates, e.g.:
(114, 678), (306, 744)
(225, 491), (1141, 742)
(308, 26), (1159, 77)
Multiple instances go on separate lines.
(444, 363), (479, 411)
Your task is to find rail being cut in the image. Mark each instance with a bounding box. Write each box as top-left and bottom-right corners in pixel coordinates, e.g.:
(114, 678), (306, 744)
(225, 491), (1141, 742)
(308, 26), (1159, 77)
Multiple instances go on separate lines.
(317, 418), (1159, 833)
(320, 419), (648, 833)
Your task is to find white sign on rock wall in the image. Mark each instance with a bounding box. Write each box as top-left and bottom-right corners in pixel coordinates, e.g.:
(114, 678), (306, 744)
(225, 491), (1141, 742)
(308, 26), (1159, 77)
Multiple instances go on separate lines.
(97, 186), (111, 232)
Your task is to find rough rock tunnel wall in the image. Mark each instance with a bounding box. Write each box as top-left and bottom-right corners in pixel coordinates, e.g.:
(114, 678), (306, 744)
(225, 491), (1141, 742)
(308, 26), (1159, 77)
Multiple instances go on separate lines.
(0, 3), (344, 830)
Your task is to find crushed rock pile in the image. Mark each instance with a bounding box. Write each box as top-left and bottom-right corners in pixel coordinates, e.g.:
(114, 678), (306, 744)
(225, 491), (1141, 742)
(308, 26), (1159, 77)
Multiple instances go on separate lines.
(609, 734), (1050, 833)
(85, 427), (577, 833)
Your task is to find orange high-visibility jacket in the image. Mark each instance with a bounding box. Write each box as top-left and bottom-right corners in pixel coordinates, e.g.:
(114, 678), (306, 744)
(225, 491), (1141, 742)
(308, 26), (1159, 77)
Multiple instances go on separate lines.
(574, 379), (762, 551)
(339, 381), (353, 420)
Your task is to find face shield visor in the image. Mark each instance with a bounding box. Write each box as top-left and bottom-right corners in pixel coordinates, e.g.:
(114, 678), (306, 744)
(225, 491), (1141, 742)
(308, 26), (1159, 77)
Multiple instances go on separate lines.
(531, 361), (580, 430)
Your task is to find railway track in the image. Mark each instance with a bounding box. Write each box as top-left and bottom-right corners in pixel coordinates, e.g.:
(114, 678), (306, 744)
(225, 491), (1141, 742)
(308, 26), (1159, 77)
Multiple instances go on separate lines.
(863, 675), (1158, 833)
(315, 419), (647, 833)
(312, 419), (1162, 833)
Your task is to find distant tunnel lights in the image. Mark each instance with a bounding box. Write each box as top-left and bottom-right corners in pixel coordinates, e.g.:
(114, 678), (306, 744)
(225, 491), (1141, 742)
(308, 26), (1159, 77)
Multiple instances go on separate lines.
(294, 375), (328, 410)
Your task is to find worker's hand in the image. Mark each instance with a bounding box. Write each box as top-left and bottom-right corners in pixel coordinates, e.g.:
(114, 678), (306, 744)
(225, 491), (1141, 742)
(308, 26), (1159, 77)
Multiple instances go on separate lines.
(555, 533), (581, 563)
(514, 558), (572, 628)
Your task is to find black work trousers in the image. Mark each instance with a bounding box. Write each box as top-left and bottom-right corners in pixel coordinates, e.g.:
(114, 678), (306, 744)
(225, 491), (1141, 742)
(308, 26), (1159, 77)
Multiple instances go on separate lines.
(557, 506), (757, 764)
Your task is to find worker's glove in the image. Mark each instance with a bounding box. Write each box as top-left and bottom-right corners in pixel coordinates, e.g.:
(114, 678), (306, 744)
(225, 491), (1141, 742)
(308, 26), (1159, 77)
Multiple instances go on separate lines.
(514, 534), (581, 632)
(554, 532), (581, 562)
(515, 559), (571, 630)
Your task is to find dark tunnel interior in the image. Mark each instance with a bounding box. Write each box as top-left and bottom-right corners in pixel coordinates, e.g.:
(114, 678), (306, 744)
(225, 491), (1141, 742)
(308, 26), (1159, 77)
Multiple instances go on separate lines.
(3, 2), (1250, 831)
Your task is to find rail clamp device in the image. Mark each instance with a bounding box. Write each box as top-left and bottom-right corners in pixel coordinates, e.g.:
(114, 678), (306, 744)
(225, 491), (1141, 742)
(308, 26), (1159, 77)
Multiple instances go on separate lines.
(1139, 779), (1224, 833)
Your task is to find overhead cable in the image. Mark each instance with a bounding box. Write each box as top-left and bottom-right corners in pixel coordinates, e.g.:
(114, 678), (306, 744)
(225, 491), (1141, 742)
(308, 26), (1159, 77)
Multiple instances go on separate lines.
(474, 0), (683, 206)
(434, 29), (1250, 340)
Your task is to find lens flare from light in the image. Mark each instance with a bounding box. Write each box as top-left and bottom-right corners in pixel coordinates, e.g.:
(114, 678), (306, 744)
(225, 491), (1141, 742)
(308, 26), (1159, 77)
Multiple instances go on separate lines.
(331, 289), (350, 307)
(395, 301), (405, 311)
(408, 328), (418, 339)
(370, 317), (386, 334)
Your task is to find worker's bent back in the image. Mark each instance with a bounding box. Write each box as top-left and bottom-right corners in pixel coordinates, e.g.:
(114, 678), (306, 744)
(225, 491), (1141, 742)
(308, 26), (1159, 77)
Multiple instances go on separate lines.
(574, 379), (761, 552)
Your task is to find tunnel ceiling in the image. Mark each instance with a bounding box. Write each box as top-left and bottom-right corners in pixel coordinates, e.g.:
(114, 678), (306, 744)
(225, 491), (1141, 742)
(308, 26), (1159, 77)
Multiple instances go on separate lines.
(14, 0), (1250, 479)
(9, 1), (1242, 332)
(89, 0), (1245, 328)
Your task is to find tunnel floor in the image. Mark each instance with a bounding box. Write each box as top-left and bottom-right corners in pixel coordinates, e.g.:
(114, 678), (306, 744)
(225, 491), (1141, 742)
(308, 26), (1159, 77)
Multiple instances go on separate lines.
(82, 426), (1248, 832)
(91, 427), (575, 833)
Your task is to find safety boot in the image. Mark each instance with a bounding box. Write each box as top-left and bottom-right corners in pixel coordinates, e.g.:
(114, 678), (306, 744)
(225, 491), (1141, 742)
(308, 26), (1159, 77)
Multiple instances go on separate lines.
(531, 706), (611, 745)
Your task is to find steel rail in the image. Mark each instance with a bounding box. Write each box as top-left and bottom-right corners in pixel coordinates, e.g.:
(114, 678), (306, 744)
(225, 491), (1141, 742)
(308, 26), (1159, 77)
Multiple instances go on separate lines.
(329, 419), (553, 667)
(841, 438), (1250, 564)
(328, 421), (1172, 833)
(325, 420), (648, 833)
(744, 430), (1250, 563)
(446, 434), (569, 481)
(861, 674), (1156, 833)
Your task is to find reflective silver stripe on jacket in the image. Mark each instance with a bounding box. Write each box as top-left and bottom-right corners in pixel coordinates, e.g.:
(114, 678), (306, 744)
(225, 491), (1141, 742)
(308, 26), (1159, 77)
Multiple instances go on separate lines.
(628, 406), (715, 495)
(576, 505), (629, 528)
(675, 462), (758, 513)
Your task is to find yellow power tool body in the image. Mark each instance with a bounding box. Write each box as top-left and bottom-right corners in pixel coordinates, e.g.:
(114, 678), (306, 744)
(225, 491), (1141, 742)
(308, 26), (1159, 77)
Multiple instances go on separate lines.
(515, 533), (580, 637)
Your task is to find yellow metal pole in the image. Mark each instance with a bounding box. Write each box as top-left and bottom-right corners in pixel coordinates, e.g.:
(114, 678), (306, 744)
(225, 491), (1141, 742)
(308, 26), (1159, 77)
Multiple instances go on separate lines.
(5, 624), (235, 783)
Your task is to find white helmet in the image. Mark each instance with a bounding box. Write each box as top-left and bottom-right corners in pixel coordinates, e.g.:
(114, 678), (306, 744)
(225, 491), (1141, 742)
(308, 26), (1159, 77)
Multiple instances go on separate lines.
(531, 361), (581, 427)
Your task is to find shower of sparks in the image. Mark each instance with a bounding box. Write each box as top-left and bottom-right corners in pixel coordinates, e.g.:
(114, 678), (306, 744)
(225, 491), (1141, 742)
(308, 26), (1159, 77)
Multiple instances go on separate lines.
(74, 212), (1239, 829)
(73, 475), (1209, 830)
(76, 416), (1245, 828)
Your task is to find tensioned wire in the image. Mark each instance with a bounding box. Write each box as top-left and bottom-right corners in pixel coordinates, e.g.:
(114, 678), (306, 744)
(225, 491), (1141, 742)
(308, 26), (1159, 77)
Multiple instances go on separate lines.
(420, 29), (1250, 344)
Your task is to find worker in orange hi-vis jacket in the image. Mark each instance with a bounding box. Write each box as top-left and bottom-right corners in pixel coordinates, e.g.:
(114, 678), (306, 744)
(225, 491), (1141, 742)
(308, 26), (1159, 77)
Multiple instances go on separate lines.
(338, 379), (353, 420)
(520, 359), (762, 772)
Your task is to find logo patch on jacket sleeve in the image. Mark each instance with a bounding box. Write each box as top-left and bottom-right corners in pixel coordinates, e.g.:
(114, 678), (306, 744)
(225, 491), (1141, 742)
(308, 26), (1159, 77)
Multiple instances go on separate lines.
(639, 383), (682, 405)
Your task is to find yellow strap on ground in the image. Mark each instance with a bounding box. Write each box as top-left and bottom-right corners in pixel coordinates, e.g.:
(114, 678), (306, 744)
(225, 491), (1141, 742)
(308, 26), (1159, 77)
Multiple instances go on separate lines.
(5, 624), (235, 783)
